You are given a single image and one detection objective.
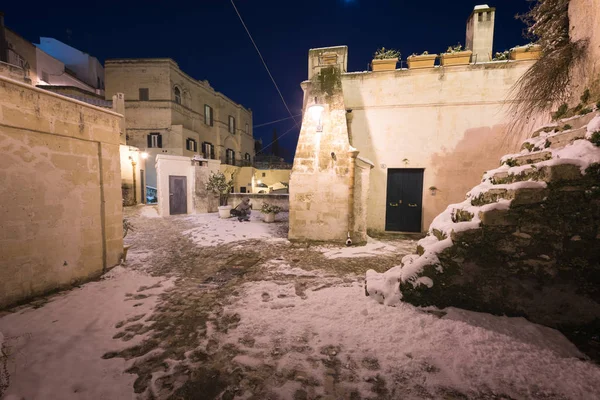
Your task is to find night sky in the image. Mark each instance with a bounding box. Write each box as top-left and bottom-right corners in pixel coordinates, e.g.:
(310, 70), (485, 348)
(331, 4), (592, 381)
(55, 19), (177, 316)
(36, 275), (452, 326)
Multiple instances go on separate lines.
(3, 0), (532, 161)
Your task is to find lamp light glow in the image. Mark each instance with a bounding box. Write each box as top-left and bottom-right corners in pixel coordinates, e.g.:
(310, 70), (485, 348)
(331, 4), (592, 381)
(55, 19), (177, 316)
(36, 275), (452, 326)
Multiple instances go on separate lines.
(308, 104), (324, 132)
(141, 152), (149, 159)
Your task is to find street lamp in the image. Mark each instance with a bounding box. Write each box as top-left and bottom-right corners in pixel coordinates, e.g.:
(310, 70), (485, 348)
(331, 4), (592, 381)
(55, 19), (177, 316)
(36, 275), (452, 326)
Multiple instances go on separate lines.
(141, 152), (148, 159)
(308, 97), (324, 132)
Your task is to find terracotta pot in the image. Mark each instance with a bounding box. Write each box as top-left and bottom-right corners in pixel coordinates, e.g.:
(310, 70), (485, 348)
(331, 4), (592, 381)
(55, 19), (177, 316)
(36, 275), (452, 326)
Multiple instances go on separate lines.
(407, 54), (438, 69)
(263, 213), (276, 223)
(218, 205), (232, 219)
(372, 59), (398, 72)
(509, 45), (542, 61)
(440, 50), (473, 66)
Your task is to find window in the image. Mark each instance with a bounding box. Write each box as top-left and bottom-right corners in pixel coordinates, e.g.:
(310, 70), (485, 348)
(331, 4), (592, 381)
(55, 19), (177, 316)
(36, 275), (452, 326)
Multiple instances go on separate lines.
(147, 133), (162, 148)
(186, 138), (197, 152)
(226, 148), (235, 165)
(240, 187), (247, 194)
(202, 142), (215, 159)
(228, 116), (236, 134)
(174, 87), (181, 104)
(245, 123), (249, 135)
(262, 172), (266, 177)
(486, 11), (492, 21)
(244, 153), (251, 162)
(204, 105), (213, 126)
(478, 13), (483, 22)
(139, 88), (149, 101)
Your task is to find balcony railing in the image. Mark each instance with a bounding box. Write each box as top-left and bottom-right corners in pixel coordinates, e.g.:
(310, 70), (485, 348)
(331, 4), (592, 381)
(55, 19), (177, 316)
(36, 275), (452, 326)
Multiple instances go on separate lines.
(221, 158), (253, 167)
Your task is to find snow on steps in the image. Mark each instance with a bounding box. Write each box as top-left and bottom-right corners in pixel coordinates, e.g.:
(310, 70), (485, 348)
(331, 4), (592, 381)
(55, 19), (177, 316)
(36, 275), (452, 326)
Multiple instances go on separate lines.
(366, 112), (600, 307)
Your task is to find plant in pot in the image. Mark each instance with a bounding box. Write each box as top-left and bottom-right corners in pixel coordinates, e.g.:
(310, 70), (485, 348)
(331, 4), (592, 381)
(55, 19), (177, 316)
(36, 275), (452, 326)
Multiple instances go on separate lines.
(260, 203), (282, 223)
(372, 48), (400, 72)
(509, 43), (542, 61)
(122, 219), (134, 263)
(440, 43), (472, 66)
(206, 171), (235, 218)
(407, 51), (437, 69)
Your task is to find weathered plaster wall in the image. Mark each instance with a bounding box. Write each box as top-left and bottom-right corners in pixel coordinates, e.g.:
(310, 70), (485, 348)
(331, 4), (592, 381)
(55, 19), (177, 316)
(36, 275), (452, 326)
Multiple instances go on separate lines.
(343, 60), (538, 232)
(155, 155), (195, 216)
(5, 28), (36, 83)
(194, 160), (221, 214)
(0, 61), (29, 83)
(0, 76), (123, 308)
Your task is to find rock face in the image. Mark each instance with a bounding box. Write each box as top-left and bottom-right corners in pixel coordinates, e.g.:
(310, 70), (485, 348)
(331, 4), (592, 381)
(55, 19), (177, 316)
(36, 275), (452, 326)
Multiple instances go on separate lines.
(366, 110), (600, 333)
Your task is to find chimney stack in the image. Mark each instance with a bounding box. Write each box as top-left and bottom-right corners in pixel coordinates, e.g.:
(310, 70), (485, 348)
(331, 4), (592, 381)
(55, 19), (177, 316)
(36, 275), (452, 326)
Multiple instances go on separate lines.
(466, 4), (496, 63)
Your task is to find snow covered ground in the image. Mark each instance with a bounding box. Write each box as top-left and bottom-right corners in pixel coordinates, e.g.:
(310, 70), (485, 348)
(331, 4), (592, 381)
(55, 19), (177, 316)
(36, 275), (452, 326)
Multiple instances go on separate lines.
(0, 265), (171, 400)
(217, 260), (600, 400)
(1, 206), (599, 399)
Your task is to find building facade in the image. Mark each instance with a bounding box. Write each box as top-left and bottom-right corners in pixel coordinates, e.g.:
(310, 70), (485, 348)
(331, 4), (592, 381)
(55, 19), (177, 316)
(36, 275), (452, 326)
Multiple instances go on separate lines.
(290, 4), (545, 242)
(104, 58), (255, 189)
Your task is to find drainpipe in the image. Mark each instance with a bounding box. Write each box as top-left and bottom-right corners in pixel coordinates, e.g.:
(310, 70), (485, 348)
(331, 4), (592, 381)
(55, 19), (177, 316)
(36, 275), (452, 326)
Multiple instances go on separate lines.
(347, 148), (360, 243)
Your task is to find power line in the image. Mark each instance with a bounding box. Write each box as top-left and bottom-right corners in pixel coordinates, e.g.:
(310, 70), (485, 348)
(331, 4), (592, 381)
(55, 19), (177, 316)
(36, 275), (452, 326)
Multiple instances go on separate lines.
(230, 0), (301, 131)
(257, 123), (298, 155)
(254, 114), (302, 129)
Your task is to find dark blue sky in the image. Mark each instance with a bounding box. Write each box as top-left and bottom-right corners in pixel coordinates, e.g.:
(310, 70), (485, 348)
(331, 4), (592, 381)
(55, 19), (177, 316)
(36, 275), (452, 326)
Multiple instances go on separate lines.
(3, 0), (532, 161)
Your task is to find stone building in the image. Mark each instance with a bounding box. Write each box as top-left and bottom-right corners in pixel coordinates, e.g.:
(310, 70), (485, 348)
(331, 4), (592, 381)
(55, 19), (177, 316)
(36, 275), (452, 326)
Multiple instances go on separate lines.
(104, 58), (255, 191)
(290, 4), (544, 243)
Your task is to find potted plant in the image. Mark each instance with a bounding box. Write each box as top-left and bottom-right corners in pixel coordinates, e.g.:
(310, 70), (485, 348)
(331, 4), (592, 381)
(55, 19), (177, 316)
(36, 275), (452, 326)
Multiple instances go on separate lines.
(371, 48), (400, 72)
(206, 171), (235, 218)
(122, 219), (134, 263)
(407, 51), (437, 69)
(260, 203), (282, 223)
(509, 43), (542, 61)
(440, 43), (472, 66)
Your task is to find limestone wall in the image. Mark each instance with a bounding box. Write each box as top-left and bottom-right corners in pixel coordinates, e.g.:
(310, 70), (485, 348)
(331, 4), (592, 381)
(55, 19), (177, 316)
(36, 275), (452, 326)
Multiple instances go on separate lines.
(289, 62), (355, 243)
(0, 75), (123, 308)
(343, 60), (539, 232)
(194, 160), (221, 214)
(119, 145), (146, 206)
(0, 61), (29, 83)
(228, 194), (289, 212)
(569, 0), (600, 101)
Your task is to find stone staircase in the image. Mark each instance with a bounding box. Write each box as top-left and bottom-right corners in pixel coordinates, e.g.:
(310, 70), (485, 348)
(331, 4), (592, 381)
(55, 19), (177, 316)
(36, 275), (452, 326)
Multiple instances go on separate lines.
(366, 108), (600, 342)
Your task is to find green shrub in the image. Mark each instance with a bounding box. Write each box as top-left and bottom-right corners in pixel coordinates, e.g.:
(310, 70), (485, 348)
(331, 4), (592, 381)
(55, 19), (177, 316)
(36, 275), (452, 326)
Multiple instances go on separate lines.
(374, 48), (401, 60)
(590, 131), (600, 147)
(563, 124), (572, 130)
(579, 107), (593, 115)
(581, 88), (591, 104)
(504, 158), (519, 167)
(552, 103), (568, 120)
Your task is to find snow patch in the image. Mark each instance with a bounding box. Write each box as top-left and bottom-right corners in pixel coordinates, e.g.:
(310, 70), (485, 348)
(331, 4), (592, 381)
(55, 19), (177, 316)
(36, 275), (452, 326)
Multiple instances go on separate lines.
(316, 237), (414, 259)
(222, 280), (600, 399)
(139, 205), (160, 219)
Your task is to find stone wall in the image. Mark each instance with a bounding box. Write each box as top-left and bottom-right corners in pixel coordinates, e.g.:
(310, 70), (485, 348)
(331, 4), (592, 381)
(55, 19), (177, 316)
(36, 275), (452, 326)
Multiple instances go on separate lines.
(119, 144), (146, 206)
(194, 160), (221, 214)
(228, 193), (289, 212)
(289, 59), (357, 243)
(0, 75), (123, 308)
(0, 61), (29, 83)
(569, 0), (600, 102)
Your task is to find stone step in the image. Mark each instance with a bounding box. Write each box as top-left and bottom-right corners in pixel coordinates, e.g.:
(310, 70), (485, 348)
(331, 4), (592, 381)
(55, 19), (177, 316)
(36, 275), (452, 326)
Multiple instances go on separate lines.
(546, 127), (587, 149)
(478, 208), (516, 227)
(471, 187), (549, 206)
(507, 150), (552, 167)
(530, 111), (597, 138)
(491, 163), (583, 185)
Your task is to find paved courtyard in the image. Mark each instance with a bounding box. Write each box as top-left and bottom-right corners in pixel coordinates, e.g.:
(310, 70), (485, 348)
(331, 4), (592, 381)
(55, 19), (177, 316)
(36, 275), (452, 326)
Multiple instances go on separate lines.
(1, 205), (600, 400)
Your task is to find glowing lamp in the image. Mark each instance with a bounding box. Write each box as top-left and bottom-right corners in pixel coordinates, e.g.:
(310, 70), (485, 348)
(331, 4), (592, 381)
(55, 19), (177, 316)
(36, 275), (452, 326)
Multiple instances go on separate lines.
(257, 180), (262, 185)
(141, 152), (149, 159)
(308, 103), (324, 132)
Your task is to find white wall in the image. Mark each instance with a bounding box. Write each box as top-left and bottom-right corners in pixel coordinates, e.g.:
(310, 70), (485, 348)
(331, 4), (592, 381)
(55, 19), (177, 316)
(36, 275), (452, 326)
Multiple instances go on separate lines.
(156, 155), (195, 217)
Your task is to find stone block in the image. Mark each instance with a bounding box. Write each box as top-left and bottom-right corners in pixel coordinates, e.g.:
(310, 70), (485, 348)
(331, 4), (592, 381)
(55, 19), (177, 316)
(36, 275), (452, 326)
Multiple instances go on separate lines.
(479, 209), (517, 226)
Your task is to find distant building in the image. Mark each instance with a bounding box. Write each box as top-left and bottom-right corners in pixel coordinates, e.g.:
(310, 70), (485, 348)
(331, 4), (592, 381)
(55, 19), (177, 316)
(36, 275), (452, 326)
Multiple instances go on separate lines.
(35, 37), (104, 93)
(104, 58), (255, 189)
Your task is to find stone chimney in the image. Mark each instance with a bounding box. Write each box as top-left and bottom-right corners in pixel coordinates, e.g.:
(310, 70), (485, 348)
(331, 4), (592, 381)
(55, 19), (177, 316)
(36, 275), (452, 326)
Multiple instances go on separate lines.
(466, 4), (496, 62)
(0, 12), (7, 63)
